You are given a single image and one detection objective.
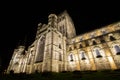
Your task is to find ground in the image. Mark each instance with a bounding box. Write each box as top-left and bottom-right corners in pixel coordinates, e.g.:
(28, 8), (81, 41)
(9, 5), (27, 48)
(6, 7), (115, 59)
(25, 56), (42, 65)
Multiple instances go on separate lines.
(1, 70), (120, 80)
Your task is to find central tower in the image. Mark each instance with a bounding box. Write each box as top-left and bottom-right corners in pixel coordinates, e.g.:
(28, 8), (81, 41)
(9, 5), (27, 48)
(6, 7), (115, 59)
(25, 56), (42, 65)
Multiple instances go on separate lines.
(42, 14), (67, 72)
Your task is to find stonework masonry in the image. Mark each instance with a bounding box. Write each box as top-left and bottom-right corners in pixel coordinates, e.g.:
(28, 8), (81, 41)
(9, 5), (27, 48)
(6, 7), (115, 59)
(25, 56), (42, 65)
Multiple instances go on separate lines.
(7, 11), (120, 74)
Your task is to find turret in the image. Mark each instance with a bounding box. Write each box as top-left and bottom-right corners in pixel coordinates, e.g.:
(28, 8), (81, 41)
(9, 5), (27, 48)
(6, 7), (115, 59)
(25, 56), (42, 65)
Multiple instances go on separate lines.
(48, 14), (58, 28)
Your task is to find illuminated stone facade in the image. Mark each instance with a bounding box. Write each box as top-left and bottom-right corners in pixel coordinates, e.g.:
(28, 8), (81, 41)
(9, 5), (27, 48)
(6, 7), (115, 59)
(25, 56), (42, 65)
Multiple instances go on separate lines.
(7, 11), (120, 74)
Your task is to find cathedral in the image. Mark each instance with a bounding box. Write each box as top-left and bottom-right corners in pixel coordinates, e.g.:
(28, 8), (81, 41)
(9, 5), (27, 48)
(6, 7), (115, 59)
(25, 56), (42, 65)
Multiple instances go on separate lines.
(7, 11), (120, 74)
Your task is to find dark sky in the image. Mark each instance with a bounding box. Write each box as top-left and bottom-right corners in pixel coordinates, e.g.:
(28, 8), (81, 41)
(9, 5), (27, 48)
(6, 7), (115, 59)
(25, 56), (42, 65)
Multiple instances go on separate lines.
(0, 1), (120, 71)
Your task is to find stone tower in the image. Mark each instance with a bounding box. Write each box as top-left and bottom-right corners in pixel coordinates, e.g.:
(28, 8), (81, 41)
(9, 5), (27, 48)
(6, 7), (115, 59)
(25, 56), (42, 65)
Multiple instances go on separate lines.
(38, 12), (76, 72)
(42, 14), (64, 72)
(31, 11), (76, 73)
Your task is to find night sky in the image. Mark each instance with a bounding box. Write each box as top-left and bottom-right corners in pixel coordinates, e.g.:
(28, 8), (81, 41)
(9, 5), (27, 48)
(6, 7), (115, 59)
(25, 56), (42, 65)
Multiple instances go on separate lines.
(0, 1), (120, 71)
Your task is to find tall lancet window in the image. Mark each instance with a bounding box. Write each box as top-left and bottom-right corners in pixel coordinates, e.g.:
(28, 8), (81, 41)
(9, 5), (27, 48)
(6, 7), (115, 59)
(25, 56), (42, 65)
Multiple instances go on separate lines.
(114, 45), (120, 55)
(59, 44), (62, 49)
(70, 54), (73, 61)
(28, 54), (32, 65)
(28, 50), (33, 65)
(79, 44), (83, 48)
(35, 36), (45, 63)
(59, 53), (62, 61)
(96, 49), (102, 58)
(81, 52), (86, 60)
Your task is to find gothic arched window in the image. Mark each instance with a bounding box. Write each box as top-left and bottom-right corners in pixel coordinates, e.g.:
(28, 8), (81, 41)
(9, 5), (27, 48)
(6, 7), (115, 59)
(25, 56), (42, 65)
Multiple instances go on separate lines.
(70, 54), (73, 61)
(96, 49), (102, 58)
(100, 36), (105, 43)
(74, 45), (77, 49)
(59, 53), (62, 61)
(110, 36), (116, 41)
(85, 40), (89, 46)
(59, 44), (62, 49)
(79, 44), (83, 48)
(93, 40), (97, 45)
(35, 36), (45, 63)
(69, 47), (72, 51)
(81, 52), (86, 60)
(114, 45), (120, 55)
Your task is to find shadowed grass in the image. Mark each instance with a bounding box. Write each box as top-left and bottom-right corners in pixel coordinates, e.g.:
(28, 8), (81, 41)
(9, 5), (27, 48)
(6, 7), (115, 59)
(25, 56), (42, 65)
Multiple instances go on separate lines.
(1, 70), (120, 80)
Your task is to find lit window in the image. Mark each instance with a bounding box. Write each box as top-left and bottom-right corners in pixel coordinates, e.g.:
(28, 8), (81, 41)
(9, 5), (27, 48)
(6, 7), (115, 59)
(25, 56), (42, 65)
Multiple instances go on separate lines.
(69, 47), (72, 51)
(59, 44), (62, 49)
(96, 49), (102, 58)
(59, 53), (62, 61)
(114, 45), (120, 55)
(85, 40), (89, 46)
(81, 52), (86, 60)
(35, 36), (45, 63)
(100, 36), (105, 43)
(93, 40), (97, 45)
(74, 45), (77, 49)
(110, 36), (116, 41)
(79, 44), (83, 48)
(70, 54), (73, 61)
(108, 34), (116, 41)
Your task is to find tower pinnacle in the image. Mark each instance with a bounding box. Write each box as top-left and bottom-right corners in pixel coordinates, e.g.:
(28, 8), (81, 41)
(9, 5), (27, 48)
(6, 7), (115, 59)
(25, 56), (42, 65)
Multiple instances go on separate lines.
(48, 14), (57, 28)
